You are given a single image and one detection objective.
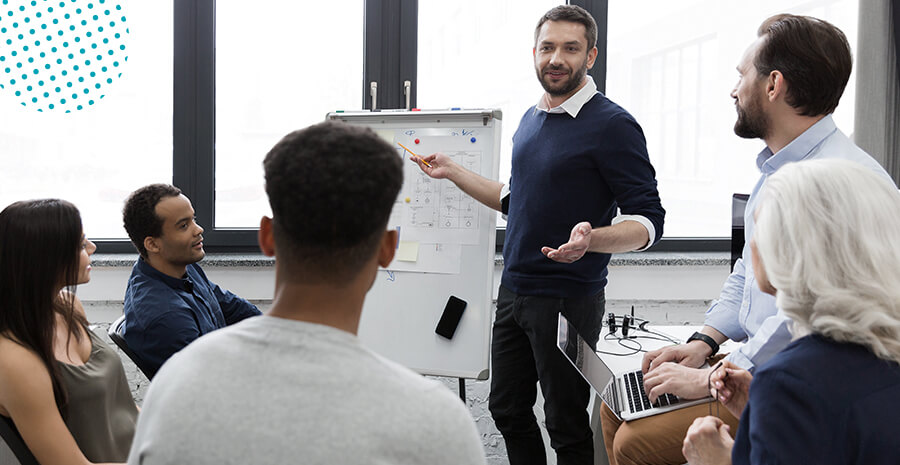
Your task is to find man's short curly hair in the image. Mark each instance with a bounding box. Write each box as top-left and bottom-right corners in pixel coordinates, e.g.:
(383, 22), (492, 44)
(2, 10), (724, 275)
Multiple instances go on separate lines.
(263, 121), (403, 282)
(123, 183), (182, 258)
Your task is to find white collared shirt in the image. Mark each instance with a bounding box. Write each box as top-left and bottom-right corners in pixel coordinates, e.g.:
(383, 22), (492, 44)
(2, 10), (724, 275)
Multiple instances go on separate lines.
(534, 75), (599, 117)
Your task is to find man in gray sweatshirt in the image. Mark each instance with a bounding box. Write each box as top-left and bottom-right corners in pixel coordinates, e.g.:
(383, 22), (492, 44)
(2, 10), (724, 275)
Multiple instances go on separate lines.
(127, 121), (487, 465)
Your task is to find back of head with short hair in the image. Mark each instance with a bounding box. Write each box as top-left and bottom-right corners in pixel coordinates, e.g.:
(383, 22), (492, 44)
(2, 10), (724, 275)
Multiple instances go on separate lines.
(754, 159), (900, 364)
(123, 183), (183, 258)
(263, 121), (403, 283)
(754, 13), (852, 116)
(534, 4), (598, 48)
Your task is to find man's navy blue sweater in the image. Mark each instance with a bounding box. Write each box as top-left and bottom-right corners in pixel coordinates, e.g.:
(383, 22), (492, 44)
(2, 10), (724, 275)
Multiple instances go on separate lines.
(501, 93), (664, 297)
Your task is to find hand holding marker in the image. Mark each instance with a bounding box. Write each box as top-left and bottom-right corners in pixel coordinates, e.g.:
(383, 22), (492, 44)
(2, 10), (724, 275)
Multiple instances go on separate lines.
(397, 142), (432, 168)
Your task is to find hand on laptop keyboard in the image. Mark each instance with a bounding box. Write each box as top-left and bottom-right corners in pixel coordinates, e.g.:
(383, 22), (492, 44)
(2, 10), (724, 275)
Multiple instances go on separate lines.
(624, 370), (681, 412)
(642, 362), (713, 404)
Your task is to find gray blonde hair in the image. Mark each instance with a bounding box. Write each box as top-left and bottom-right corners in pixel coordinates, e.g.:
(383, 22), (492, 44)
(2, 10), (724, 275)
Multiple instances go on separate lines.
(755, 159), (900, 364)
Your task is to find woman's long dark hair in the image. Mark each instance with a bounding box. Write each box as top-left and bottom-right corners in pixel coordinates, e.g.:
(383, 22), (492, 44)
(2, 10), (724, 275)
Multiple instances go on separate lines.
(0, 199), (89, 417)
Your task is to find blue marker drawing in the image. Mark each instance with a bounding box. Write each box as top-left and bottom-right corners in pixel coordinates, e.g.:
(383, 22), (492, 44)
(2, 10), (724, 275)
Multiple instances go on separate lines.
(386, 270), (395, 281)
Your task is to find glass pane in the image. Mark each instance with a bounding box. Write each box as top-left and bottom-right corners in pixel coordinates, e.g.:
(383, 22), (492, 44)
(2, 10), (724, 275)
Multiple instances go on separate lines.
(417, 0), (559, 226)
(0, 1), (173, 239)
(608, 0), (859, 237)
(215, 1), (364, 228)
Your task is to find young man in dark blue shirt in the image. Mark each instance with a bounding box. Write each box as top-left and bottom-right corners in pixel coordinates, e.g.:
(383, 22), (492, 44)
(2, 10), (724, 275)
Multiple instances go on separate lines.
(412, 6), (664, 464)
(121, 184), (261, 378)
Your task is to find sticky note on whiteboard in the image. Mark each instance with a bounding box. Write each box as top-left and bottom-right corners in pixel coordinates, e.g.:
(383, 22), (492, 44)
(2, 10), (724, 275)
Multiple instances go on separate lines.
(375, 130), (395, 144)
(397, 241), (419, 262)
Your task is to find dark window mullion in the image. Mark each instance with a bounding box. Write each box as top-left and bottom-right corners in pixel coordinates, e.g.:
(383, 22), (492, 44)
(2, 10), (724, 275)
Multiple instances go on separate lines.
(894, 2), (900, 94)
(399, 1), (417, 109)
(364, 0), (417, 111)
(569, 0), (607, 93)
(173, 0), (214, 234)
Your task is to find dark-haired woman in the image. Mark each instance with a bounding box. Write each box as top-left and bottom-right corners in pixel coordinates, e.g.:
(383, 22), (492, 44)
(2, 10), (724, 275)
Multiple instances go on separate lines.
(0, 199), (138, 464)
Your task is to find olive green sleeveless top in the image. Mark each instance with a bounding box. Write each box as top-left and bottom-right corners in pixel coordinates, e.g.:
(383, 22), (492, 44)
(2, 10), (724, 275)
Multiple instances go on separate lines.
(58, 328), (138, 462)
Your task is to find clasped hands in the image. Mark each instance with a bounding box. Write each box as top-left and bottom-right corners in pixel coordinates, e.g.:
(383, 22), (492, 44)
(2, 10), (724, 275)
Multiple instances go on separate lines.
(679, 360), (754, 463)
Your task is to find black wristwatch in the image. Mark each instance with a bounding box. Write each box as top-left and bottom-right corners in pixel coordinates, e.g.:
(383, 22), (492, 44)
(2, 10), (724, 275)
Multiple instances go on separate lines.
(687, 331), (719, 356)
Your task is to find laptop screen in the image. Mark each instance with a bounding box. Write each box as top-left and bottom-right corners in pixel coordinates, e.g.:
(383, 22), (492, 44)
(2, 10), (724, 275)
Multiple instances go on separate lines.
(557, 313), (615, 393)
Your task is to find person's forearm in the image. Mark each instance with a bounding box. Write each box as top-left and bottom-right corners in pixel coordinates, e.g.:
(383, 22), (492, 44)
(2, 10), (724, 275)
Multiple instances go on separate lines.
(701, 326), (728, 344)
(446, 165), (503, 212)
(586, 220), (649, 253)
(684, 326), (729, 359)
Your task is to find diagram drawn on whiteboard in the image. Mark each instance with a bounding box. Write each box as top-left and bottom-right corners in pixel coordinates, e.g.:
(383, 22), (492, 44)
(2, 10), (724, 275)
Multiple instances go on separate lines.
(408, 151), (481, 232)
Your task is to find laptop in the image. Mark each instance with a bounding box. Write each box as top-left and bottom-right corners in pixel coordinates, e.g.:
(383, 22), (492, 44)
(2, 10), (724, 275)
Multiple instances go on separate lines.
(557, 313), (712, 421)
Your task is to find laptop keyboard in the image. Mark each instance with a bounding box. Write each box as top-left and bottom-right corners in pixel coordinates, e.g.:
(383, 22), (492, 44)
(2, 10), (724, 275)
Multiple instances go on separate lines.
(624, 370), (680, 412)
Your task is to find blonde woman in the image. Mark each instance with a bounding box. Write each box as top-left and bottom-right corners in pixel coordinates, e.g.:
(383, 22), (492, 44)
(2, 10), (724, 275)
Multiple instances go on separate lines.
(683, 159), (900, 465)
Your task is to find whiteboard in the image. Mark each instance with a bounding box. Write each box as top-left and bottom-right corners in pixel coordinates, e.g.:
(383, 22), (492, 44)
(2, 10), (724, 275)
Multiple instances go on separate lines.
(326, 110), (501, 379)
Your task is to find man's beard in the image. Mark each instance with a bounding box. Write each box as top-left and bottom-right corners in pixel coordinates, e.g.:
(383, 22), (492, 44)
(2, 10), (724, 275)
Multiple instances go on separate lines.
(733, 91), (769, 139)
(537, 60), (588, 97)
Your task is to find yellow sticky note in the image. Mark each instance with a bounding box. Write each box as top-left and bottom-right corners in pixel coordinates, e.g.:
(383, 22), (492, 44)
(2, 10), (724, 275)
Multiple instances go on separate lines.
(375, 130), (395, 144)
(397, 241), (419, 262)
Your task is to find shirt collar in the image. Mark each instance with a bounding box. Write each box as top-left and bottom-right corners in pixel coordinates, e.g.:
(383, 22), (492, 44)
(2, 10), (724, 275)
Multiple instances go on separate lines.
(534, 75), (599, 118)
(136, 257), (194, 292)
(756, 114), (837, 174)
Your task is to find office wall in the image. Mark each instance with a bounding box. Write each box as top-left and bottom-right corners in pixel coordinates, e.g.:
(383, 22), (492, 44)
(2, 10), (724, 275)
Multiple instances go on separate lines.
(79, 260), (731, 303)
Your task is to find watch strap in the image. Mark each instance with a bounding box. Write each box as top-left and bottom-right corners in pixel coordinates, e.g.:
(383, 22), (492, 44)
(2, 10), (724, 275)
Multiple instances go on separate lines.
(687, 331), (719, 356)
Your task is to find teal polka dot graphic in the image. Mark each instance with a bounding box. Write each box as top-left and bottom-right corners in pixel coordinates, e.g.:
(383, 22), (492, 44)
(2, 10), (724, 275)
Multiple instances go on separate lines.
(0, 0), (128, 112)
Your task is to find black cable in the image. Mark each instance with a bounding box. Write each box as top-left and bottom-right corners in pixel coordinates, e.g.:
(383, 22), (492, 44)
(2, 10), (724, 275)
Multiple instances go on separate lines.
(596, 332), (642, 356)
(616, 337), (643, 352)
(597, 314), (681, 356)
(636, 328), (681, 345)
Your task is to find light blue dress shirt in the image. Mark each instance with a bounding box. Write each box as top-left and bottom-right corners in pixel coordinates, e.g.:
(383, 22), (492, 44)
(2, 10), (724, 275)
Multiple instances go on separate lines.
(704, 115), (894, 371)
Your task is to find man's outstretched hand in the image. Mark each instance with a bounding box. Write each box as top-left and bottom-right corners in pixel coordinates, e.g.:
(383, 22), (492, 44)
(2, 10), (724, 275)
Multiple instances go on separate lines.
(542, 222), (592, 263)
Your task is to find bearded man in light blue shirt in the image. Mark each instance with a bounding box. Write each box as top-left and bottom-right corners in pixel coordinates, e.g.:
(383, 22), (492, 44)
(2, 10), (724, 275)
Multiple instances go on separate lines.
(600, 13), (897, 465)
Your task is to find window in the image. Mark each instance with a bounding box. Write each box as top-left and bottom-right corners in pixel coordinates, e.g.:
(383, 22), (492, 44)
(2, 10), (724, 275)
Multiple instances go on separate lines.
(607, 0), (859, 237)
(0, 1), (173, 239)
(215, 1), (364, 228)
(3, 1), (869, 251)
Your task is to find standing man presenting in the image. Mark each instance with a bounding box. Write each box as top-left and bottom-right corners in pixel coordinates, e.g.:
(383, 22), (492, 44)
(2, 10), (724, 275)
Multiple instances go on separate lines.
(413, 6), (664, 464)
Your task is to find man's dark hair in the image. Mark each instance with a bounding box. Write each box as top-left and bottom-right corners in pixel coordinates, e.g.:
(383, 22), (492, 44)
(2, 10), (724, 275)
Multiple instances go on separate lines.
(534, 5), (597, 49)
(754, 14), (852, 116)
(263, 121), (403, 282)
(123, 183), (182, 258)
